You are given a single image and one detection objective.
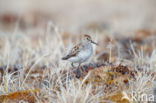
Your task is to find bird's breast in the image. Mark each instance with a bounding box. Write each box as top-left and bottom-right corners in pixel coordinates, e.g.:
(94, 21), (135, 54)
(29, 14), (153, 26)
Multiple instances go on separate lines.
(78, 45), (93, 60)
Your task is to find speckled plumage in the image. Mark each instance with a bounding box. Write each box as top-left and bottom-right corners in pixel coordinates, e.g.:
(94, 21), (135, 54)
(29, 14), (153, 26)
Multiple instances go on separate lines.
(62, 34), (97, 67)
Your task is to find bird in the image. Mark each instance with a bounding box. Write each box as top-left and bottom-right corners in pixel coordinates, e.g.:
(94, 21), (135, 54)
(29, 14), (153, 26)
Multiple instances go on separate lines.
(62, 34), (98, 69)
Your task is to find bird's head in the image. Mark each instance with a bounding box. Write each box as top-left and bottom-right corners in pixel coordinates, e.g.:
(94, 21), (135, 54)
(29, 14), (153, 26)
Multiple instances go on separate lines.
(80, 34), (98, 45)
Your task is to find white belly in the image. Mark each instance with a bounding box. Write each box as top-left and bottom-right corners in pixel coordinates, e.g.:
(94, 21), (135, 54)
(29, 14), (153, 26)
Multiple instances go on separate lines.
(68, 46), (93, 63)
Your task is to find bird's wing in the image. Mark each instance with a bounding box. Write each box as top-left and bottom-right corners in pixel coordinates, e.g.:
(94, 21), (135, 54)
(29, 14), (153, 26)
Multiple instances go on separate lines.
(62, 43), (82, 60)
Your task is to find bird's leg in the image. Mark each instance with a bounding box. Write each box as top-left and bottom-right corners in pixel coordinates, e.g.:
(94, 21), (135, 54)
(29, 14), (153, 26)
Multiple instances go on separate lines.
(71, 62), (74, 68)
(78, 63), (81, 69)
(75, 63), (81, 78)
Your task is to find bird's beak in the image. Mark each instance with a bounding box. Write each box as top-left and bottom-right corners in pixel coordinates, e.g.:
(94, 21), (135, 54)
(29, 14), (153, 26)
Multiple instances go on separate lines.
(91, 40), (98, 45)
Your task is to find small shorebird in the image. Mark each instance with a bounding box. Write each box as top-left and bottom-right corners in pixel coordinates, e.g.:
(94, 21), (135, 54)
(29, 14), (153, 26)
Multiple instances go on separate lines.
(62, 34), (98, 69)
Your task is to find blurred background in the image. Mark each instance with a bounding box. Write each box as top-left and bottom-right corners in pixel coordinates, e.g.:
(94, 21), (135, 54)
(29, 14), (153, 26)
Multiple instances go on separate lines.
(0, 1), (156, 102)
(0, 0), (156, 33)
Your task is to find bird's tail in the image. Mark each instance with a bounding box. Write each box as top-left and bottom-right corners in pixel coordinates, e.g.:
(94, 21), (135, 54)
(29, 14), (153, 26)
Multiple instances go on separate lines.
(62, 56), (68, 60)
